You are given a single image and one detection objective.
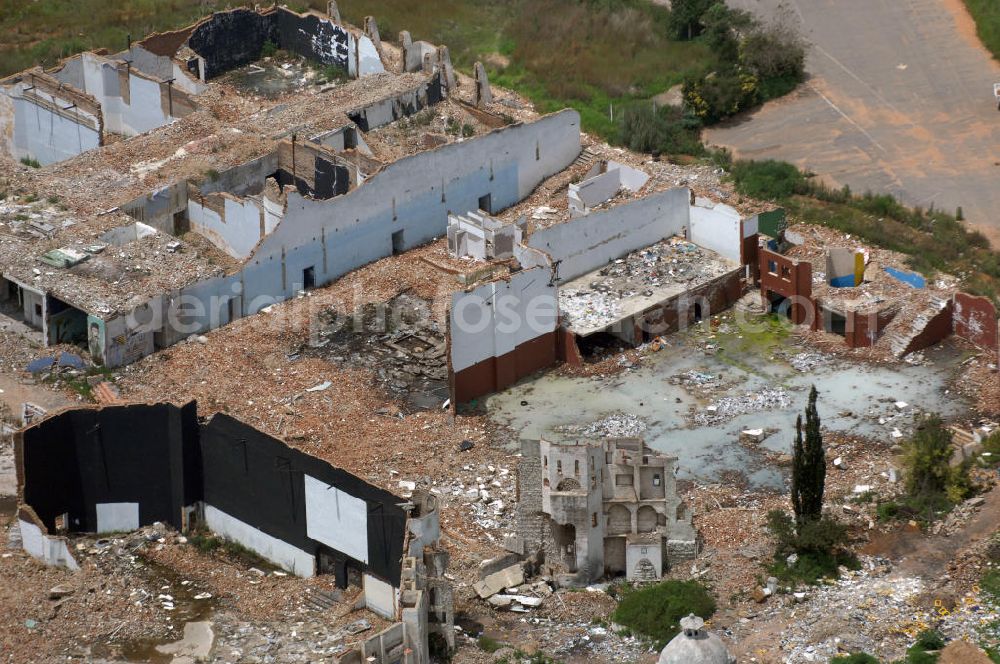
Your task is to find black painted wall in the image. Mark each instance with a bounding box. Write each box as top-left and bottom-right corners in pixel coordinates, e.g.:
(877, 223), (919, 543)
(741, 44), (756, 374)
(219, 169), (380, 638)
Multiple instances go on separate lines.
(187, 9), (279, 79)
(18, 404), (406, 585)
(20, 403), (199, 532)
(276, 9), (350, 71)
(200, 414), (407, 586)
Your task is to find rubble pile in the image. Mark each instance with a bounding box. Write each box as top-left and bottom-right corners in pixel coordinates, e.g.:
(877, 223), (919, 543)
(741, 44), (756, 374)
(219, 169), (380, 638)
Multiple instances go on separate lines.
(695, 388), (792, 425)
(555, 412), (648, 438)
(559, 290), (623, 330)
(309, 294), (448, 408)
(741, 557), (1000, 663)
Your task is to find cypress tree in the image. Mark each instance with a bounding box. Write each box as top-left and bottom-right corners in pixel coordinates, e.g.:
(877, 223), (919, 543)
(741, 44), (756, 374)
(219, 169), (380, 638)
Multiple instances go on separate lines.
(791, 386), (825, 524)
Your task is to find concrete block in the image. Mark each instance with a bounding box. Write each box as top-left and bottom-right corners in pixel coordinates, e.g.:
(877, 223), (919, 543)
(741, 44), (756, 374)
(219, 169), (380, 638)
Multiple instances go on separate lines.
(473, 564), (524, 598)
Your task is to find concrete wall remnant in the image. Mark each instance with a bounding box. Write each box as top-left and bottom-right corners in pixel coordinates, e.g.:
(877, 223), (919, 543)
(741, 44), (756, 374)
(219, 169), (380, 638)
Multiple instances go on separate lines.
(567, 160), (650, 217)
(530, 187), (690, 283)
(449, 266), (559, 404)
(346, 72), (444, 131)
(689, 198), (742, 263)
(759, 248), (816, 326)
(953, 292), (999, 355)
(447, 211), (523, 260)
(474, 61), (492, 108)
(826, 247), (865, 288)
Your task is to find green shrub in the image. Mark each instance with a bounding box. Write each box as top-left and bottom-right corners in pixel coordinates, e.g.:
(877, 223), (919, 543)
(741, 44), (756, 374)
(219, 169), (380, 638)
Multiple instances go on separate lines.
(877, 501), (900, 522)
(617, 103), (704, 156)
(739, 23), (806, 96)
(915, 630), (945, 651)
(477, 636), (504, 653)
(981, 569), (1000, 601)
(730, 159), (809, 199)
(20, 157), (41, 168)
(831, 654), (879, 664)
(683, 67), (759, 123)
(611, 579), (716, 649)
(260, 39), (279, 58)
(766, 510), (857, 585)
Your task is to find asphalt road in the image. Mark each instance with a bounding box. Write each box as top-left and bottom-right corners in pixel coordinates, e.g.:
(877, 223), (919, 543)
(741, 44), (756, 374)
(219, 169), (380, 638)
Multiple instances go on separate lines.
(706, 0), (1000, 244)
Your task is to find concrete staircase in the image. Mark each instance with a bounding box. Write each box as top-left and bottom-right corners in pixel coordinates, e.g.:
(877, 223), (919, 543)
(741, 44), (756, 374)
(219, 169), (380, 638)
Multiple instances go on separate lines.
(570, 146), (600, 171)
(885, 293), (951, 358)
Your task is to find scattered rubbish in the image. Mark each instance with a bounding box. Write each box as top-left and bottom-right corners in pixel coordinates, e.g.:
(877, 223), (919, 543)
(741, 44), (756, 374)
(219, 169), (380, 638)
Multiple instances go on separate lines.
(306, 381), (332, 392)
(695, 388), (791, 425)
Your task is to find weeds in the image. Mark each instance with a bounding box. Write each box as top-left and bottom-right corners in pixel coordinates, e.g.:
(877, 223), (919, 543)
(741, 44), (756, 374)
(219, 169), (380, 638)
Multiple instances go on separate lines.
(611, 579), (716, 649)
(20, 156), (41, 168)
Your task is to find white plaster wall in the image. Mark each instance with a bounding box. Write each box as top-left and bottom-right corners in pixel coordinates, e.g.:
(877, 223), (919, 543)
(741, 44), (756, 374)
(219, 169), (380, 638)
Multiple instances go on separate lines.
(449, 266), (558, 372)
(689, 200), (741, 262)
(364, 573), (398, 619)
(626, 541), (663, 580)
(248, 110), (580, 305)
(19, 519), (80, 570)
(609, 160), (650, 192)
(304, 475), (369, 563)
(96, 502), (140, 533)
(188, 196), (265, 259)
(529, 187), (690, 283)
(11, 93), (100, 165)
(205, 505), (315, 577)
(355, 34), (385, 77)
(571, 169), (622, 208)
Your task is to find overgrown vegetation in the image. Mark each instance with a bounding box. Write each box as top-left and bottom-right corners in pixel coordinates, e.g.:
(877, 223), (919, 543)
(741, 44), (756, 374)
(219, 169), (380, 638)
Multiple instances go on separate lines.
(964, 0), (1000, 61)
(830, 654), (879, 664)
(610, 579), (716, 649)
(187, 529), (274, 569)
(19, 156), (41, 169)
(729, 159), (1000, 300)
(877, 415), (976, 525)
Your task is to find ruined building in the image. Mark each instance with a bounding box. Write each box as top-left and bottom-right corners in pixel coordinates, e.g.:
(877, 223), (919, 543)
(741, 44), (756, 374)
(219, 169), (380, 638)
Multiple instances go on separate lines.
(513, 437), (698, 584)
(14, 402), (453, 663)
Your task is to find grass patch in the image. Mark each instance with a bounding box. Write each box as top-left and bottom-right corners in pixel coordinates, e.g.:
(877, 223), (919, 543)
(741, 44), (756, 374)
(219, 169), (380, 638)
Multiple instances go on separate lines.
(611, 579), (716, 649)
(20, 156), (41, 168)
(341, 0), (713, 140)
(831, 655), (879, 664)
(186, 529), (274, 569)
(964, 0), (1000, 61)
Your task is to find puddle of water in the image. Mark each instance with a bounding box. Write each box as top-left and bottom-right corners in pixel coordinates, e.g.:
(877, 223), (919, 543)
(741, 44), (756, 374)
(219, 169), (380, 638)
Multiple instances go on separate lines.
(488, 328), (970, 490)
(91, 558), (216, 663)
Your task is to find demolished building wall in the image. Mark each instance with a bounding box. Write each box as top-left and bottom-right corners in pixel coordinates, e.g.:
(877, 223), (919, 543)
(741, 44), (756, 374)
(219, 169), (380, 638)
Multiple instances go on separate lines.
(954, 292), (999, 359)
(0, 69), (102, 165)
(449, 266), (560, 404)
(15, 402), (452, 662)
(528, 187), (690, 283)
(515, 438), (697, 585)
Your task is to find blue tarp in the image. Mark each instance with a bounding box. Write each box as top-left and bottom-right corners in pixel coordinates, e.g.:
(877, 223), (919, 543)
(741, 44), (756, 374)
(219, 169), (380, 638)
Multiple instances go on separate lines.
(884, 266), (926, 289)
(57, 352), (86, 369)
(26, 357), (55, 373)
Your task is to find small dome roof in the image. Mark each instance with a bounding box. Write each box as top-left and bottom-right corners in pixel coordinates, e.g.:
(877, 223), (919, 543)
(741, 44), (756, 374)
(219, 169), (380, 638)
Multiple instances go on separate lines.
(658, 615), (734, 664)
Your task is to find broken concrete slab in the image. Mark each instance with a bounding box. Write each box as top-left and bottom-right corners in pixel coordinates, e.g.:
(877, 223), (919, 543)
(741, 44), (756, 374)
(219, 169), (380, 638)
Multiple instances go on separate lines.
(473, 564), (524, 599)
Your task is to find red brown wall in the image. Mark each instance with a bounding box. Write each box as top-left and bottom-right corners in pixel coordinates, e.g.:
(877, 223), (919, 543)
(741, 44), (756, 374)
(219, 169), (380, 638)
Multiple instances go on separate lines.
(954, 293), (999, 356)
(451, 331), (558, 404)
(845, 308), (898, 348)
(758, 249), (816, 326)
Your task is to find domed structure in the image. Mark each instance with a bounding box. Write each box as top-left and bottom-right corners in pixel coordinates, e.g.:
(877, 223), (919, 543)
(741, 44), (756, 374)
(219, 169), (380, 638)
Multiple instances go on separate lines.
(658, 615), (735, 664)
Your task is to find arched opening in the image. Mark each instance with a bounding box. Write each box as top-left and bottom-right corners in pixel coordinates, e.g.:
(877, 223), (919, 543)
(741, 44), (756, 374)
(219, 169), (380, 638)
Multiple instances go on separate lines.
(556, 477), (581, 492)
(607, 504), (631, 535)
(637, 505), (658, 533)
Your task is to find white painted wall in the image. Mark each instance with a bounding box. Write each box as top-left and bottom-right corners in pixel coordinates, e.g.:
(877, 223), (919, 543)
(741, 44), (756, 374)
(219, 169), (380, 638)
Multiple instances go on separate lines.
(205, 504), (316, 577)
(528, 187), (690, 283)
(364, 573), (398, 619)
(188, 196), (265, 259)
(19, 519), (80, 570)
(304, 475), (369, 564)
(96, 502), (140, 533)
(449, 266), (558, 372)
(689, 199), (742, 262)
(354, 34), (385, 77)
(6, 89), (100, 165)
(249, 110), (580, 302)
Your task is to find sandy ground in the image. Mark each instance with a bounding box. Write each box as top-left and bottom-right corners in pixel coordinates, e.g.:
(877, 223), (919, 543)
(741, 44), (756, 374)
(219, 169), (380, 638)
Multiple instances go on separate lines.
(707, 0), (1000, 245)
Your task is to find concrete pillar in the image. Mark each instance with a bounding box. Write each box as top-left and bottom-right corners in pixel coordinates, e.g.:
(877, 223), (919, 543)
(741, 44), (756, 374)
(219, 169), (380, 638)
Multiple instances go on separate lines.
(364, 16), (387, 65)
(437, 46), (457, 92)
(474, 61), (492, 108)
(327, 1), (341, 22)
